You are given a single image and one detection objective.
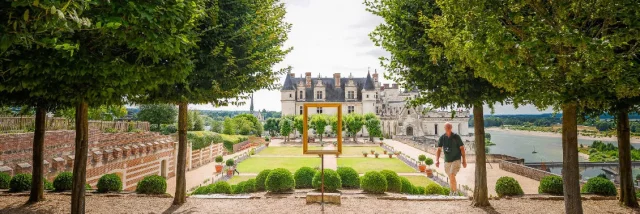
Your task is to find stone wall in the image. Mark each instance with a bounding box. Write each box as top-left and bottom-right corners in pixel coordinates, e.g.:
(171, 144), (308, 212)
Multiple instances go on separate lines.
(187, 143), (224, 170)
(499, 160), (557, 181)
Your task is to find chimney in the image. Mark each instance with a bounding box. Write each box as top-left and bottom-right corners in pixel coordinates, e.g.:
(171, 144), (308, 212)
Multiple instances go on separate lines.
(333, 73), (341, 88)
(305, 72), (312, 87)
(289, 73), (295, 78)
(373, 70), (379, 83)
(392, 83), (398, 89)
(383, 83), (389, 88)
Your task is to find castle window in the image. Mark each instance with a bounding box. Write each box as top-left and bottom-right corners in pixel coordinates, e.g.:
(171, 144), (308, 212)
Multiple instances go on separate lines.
(375, 92), (378, 99)
(347, 91), (354, 99)
(348, 106), (354, 113)
(316, 91), (323, 99)
(366, 94), (369, 98)
(299, 91), (303, 99)
(317, 107), (323, 114)
(289, 94), (292, 98)
(300, 106), (303, 115)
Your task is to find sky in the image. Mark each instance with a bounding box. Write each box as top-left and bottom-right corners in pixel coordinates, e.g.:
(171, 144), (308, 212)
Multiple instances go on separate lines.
(190, 0), (554, 115)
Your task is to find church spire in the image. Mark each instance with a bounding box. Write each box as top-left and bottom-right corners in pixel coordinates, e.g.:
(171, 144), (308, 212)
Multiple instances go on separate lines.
(250, 93), (254, 113)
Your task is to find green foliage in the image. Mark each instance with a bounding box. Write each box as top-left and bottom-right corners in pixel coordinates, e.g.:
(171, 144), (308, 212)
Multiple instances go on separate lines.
(53, 172), (73, 192)
(424, 158), (434, 166)
(418, 155), (426, 162)
(243, 179), (257, 193)
(337, 167), (360, 189)
(136, 175), (167, 195)
(360, 171), (387, 194)
(495, 177), (524, 197)
(380, 170), (402, 193)
(223, 117), (236, 135)
(264, 118), (281, 136)
(211, 182), (232, 194)
(279, 119), (293, 140)
(234, 114), (263, 136)
(0, 173), (10, 189)
(293, 116), (305, 135)
(265, 168), (295, 193)
(97, 173), (123, 193)
(442, 187), (450, 196)
(44, 179), (54, 191)
(226, 159), (235, 167)
(538, 175), (563, 195)
(344, 113), (365, 140)
(256, 169), (272, 191)
(9, 173), (31, 192)
(232, 183), (245, 194)
(187, 131), (223, 150)
(294, 167), (316, 189)
(192, 111), (205, 131)
(365, 115), (382, 139)
(312, 169), (342, 192)
(234, 116), (254, 136)
(399, 177), (414, 194)
(413, 186), (426, 195)
(136, 104), (177, 128)
(581, 177), (617, 196)
(215, 156), (224, 163)
(160, 124), (178, 135)
(424, 183), (443, 195)
(310, 114), (329, 140)
(86, 184), (92, 190)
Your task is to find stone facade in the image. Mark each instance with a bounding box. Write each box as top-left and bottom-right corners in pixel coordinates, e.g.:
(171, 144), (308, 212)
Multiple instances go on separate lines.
(499, 160), (557, 181)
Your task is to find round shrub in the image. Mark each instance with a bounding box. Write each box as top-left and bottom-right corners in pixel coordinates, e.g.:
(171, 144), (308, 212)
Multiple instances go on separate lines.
(380, 170), (402, 192)
(265, 168), (295, 193)
(360, 171), (387, 194)
(97, 173), (123, 193)
(538, 175), (563, 195)
(337, 167), (359, 188)
(399, 177), (414, 194)
(136, 175), (167, 194)
(234, 181), (247, 194)
(226, 159), (235, 167)
(53, 172), (73, 192)
(211, 181), (232, 194)
(0, 173), (11, 189)
(418, 155), (426, 162)
(581, 177), (617, 196)
(255, 169), (272, 191)
(215, 156), (223, 163)
(495, 176), (524, 197)
(192, 185), (212, 195)
(86, 183), (92, 190)
(9, 173), (32, 192)
(44, 179), (54, 191)
(312, 169), (342, 192)
(424, 158), (434, 166)
(413, 186), (425, 195)
(243, 179), (257, 193)
(294, 167), (316, 189)
(442, 187), (451, 196)
(424, 183), (443, 195)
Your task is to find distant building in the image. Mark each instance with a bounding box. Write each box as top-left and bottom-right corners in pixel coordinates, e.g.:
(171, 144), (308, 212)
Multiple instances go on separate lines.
(249, 94), (264, 122)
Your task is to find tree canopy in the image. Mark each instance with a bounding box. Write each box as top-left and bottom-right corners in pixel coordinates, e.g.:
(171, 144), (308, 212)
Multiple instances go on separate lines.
(136, 104), (178, 127)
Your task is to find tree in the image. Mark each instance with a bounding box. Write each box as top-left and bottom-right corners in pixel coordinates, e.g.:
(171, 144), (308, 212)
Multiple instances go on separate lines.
(431, 0), (640, 211)
(344, 113), (364, 142)
(264, 118), (281, 136)
(136, 104), (178, 128)
(329, 116), (342, 135)
(365, 0), (510, 207)
(234, 117), (254, 135)
(293, 115), (305, 138)
(211, 120), (223, 133)
(279, 118), (293, 142)
(193, 112), (205, 131)
(223, 117), (236, 135)
(235, 113), (263, 136)
(310, 114), (328, 142)
(365, 117), (382, 141)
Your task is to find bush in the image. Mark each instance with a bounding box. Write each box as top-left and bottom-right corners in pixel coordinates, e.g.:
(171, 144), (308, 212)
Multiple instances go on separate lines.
(215, 156), (223, 163)
(312, 169), (342, 192)
(265, 168), (295, 193)
(581, 177), (617, 196)
(234, 181), (247, 194)
(495, 176), (524, 197)
(255, 169), (272, 191)
(0, 172), (11, 189)
(424, 183), (443, 195)
(360, 171), (387, 194)
(337, 167), (359, 189)
(424, 158), (434, 166)
(97, 173), (123, 193)
(211, 181), (232, 194)
(136, 175), (167, 194)
(86, 183), (92, 190)
(44, 179), (54, 191)
(442, 187), (450, 196)
(538, 175), (563, 195)
(596, 173), (607, 179)
(226, 159), (235, 167)
(243, 179), (257, 193)
(294, 167), (316, 189)
(53, 172), (73, 192)
(399, 177), (414, 194)
(380, 170), (402, 192)
(9, 173), (32, 192)
(413, 186), (425, 195)
(418, 155), (426, 162)
(161, 124), (177, 135)
(192, 185), (214, 195)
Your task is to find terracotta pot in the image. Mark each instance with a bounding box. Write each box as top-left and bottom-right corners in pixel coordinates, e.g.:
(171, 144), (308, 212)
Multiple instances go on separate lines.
(265, 143), (269, 147)
(370, 151), (375, 155)
(426, 169), (434, 178)
(419, 165), (426, 172)
(375, 154), (379, 158)
(388, 154), (393, 158)
(383, 150), (387, 154)
(363, 154), (368, 157)
(215, 165), (223, 173)
(379, 142), (383, 146)
(227, 169), (234, 176)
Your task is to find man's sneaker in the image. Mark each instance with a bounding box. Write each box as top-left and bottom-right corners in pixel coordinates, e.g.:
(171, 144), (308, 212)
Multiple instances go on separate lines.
(448, 191), (455, 196)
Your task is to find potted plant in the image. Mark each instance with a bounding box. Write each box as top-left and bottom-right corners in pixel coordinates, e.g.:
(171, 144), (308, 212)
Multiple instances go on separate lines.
(394, 151), (401, 156)
(418, 155), (427, 172)
(374, 152), (380, 158)
(388, 153), (393, 158)
(383, 150), (388, 154)
(362, 151), (368, 157)
(424, 157), (434, 177)
(370, 149), (375, 155)
(226, 159), (235, 176)
(215, 156), (224, 173)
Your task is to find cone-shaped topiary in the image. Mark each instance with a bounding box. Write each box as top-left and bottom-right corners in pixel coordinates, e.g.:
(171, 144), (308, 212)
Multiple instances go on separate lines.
(399, 177), (414, 194)
(312, 169), (342, 192)
(136, 175), (167, 194)
(255, 169), (272, 191)
(294, 167), (316, 189)
(337, 167), (359, 189)
(53, 172), (73, 192)
(581, 177), (616, 196)
(0, 172), (11, 189)
(9, 173), (31, 192)
(424, 183), (443, 195)
(360, 171), (387, 194)
(495, 176), (524, 197)
(380, 170), (402, 192)
(538, 175), (563, 195)
(97, 173), (123, 193)
(265, 168), (295, 193)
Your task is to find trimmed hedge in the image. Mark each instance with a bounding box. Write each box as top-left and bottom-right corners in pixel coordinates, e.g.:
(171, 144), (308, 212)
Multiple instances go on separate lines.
(312, 169), (342, 192)
(234, 182), (247, 194)
(360, 171), (387, 194)
(442, 187), (450, 196)
(294, 167), (316, 189)
(337, 167), (359, 189)
(0, 172), (11, 189)
(399, 177), (414, 194)
(44, 179), (54, 191)
(9, 173), (32, 192)
(581, 177), (617, 196)
(538, 175), (563, 195)
(413, 186), (425, 195)
(53, 172), (73, 192)
(243, 179), (257, 193)
(211, 181), (232, 194)
(424, 183), (443, 195)
(97, 173), (123, 193)
(256, 169), (272, 191)
(380, 170), (402, 193)
(265, 168), (295, 193)
(495, 176), (524, 197)
(136, 175), (167, 194)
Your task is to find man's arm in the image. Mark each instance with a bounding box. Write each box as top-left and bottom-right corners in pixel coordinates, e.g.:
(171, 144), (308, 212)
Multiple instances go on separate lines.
(460, 145), (466, 168)
(436, 147), (442, 168)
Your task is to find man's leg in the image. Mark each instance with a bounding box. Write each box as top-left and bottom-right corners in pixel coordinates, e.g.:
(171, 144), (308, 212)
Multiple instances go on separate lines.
(449, 173), (457, 193)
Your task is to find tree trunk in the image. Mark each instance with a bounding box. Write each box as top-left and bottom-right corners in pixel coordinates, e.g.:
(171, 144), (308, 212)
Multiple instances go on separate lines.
(561, 102), (583, 214)
(29, 106), (46, 203)
(71, 101), (89, 214)
(173, 102), (188, 205)
(353, 133), (357, 143)
(617, 108), (638, 207)
(471, 104), (490, 206)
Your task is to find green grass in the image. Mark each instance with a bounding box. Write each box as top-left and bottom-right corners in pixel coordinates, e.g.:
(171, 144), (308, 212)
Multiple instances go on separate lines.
(226, 175), (256, 185)
(337, 157), (416, 173)
(236, 157), (321, 173)
(402, 175), (438, 187)
(257, 146), (322, 156)
(340, 146), (384, 156)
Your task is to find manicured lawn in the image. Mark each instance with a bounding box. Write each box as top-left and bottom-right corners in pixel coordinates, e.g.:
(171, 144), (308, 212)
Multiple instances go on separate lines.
(226, 175), (256, 185)
(257, 146), (322, 156)
(402, 175), (438, 187)
(336, 157), (416, 173)
(340, 146), (384, 156)
(236, 157), (321, 173)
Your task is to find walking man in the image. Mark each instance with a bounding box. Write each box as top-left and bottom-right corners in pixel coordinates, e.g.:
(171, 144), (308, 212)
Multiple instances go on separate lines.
(233, 160), (240, 175)
(435, 122), (467, 196)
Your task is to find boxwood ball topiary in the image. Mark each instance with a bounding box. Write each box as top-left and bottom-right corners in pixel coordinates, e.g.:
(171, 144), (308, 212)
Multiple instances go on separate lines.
(0, 172), (11, 189)
(360, 171), (387, 194)
(399, 177), (413, 194)
(265, 168), (295, 193)
(243, 179), (257, 193)
(9, 173), (32, 192)
(136, 175), (167, 194)
(581, 177), (617, 196)
(424, 183), (443, 195)
(44, 179), (54, 191)
(441, 187), (451, 196)
(312, 169), (342, 192)
(294, 167), (316, 189)
(380, 170), (402, 193)
(255, 169), (272, 191)
(538, 175), (563, 195)
(212, 181), (232, 194)
(413, 186), (425, 195)
(234, 181), (247, 194)
(495, 176), (524, 197)
(337, 167), (360, 189)
(97, 173), (123, 193)
(53, 172), (73, 192)
(418, 155), (426, 162)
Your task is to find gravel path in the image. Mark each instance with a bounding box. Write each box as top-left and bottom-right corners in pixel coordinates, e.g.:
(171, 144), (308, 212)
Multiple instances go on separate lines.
(0, 195), (634, 214)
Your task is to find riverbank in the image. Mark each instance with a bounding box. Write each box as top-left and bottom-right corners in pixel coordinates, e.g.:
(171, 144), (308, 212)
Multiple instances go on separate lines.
(486, 127), (640, 144)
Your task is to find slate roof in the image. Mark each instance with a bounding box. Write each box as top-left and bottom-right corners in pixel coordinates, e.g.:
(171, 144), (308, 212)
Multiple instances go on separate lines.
(281, 74), (375, 102)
